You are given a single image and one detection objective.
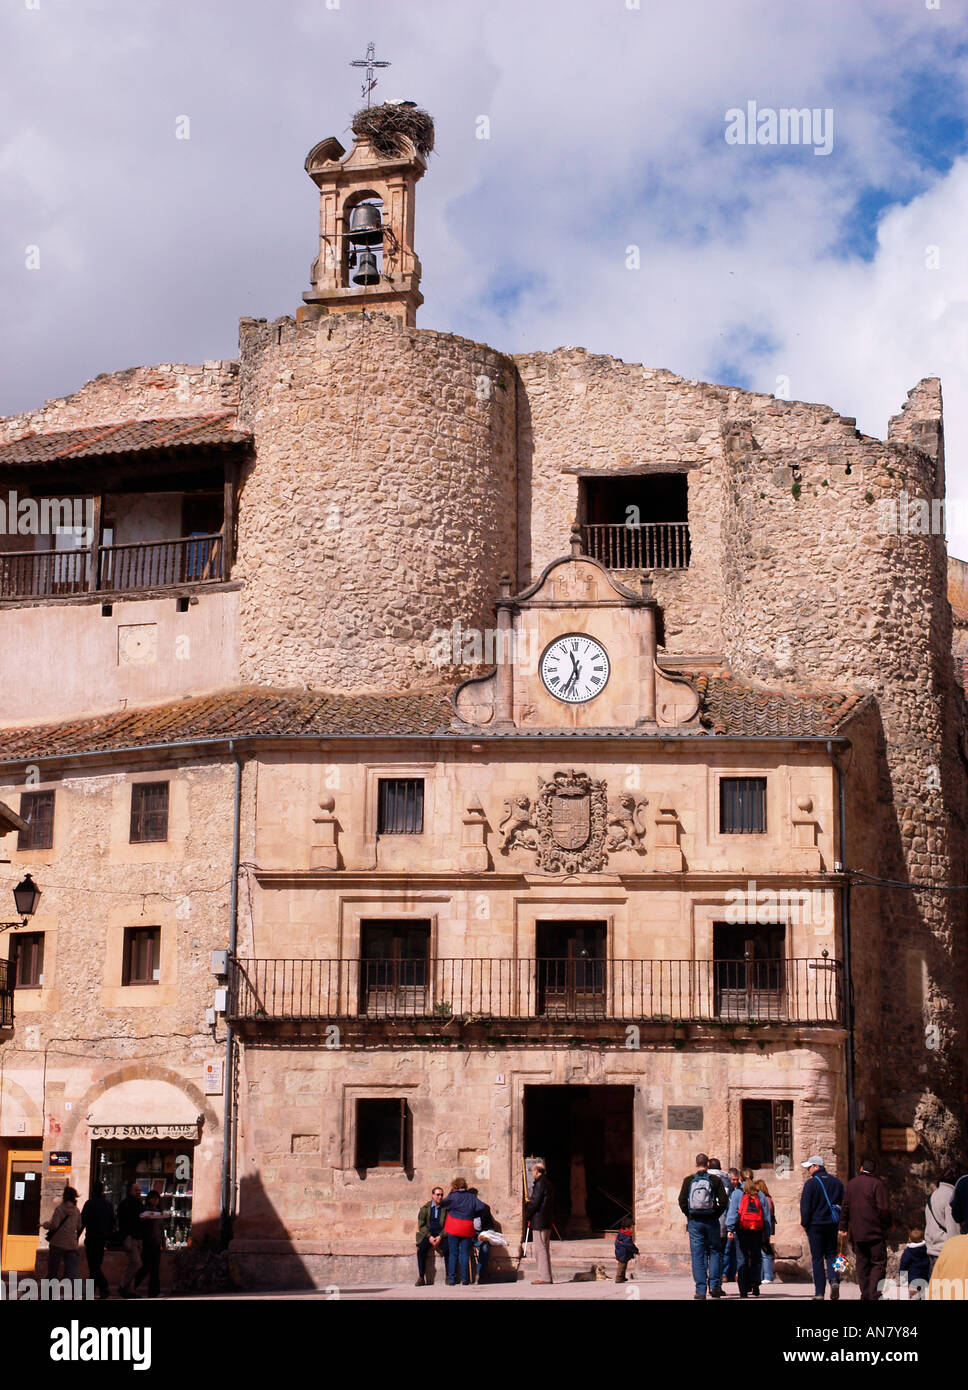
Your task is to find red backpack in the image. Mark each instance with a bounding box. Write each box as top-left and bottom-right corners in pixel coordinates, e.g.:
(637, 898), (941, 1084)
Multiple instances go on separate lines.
(738, 1193), (765, 1231)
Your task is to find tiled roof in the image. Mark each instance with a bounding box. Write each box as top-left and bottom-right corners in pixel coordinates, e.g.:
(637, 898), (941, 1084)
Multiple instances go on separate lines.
(0, 413), (250, 467)
(691, 674), (865, 738)
(0, 678), (864, 762)
(0, 689), (455, 761)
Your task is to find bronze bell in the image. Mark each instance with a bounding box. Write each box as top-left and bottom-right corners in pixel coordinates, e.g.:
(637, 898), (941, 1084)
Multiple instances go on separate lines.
(352, 251), (380, 285)
(347, 202), (383, 245)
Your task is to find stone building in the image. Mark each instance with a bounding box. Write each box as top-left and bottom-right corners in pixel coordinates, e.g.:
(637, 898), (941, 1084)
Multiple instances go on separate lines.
(0, 101), (964, 1284)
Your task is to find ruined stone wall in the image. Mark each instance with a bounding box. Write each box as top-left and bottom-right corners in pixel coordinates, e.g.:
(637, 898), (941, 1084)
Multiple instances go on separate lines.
(235, 312), (517, 691)
(721, 380), (968, 1184)
(0, 361), (240, 443)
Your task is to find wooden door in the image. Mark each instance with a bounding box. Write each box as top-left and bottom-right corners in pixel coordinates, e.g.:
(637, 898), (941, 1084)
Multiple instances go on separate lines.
(2, 1148), (44, 1272)
(536, 922), (606, 1018)
(713, 925), (785, 1019)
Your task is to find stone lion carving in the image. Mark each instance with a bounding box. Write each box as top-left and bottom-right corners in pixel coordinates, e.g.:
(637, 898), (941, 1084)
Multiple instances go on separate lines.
(499, 795), (539, 854)
(606, 794), (649, 853)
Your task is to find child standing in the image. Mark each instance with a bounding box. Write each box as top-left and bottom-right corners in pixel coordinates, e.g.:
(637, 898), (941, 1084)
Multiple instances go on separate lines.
(899, 1227), (931, 1298)
(614, 1224), (639, 1283)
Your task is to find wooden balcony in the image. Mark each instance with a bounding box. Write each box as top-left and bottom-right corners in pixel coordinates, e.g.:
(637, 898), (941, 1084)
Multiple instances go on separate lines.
(580, 522), (690, 570)
(0, 533), (225, 599)
(228, 957), (843, 1041)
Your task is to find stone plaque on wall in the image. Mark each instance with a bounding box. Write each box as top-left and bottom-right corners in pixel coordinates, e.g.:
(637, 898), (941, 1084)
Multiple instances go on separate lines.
(667, 1106), (704, 1131)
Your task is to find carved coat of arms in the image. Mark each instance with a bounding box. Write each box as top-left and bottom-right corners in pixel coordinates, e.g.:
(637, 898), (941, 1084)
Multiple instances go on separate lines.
(534, 769), (608, 874)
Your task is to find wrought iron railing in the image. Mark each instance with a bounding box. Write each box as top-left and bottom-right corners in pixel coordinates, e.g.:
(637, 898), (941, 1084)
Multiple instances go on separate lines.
(0, 533), (225, 598)
(228, 958), (843, 1026)
(580, 522), (690, 570)
(0, 959), (13, 1029)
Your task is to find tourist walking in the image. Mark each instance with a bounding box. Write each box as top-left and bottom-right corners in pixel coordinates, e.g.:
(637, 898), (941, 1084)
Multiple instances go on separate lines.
(726, 1169), (772, 1297)
(414, 1185), (448, 1286)
(678, 1153), (729, 1300)
(839, 1157), (892, 1301)
(800, 1154), (845, 1300)
(134, 1189), (167, 1298)
(441, 1177), (487, 1287)
(925, 1175), (959, 1273)
(756, 1179), (776, 1283)
(722, 1168), (742, 1281)
(949, 1169), (968, 1235)
(80, 1180), (115, 1299)
(118, 1181), (144, 1299)
(44, 1185), (83, 1282)
(525, 1162), (555, 1285)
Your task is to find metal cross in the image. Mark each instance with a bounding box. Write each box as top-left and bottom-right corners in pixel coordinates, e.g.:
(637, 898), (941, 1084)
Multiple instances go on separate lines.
(351, 42), (390, 108)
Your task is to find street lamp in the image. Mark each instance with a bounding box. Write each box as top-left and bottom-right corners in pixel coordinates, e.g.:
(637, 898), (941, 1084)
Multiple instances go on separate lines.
(1, 874), (40, 932)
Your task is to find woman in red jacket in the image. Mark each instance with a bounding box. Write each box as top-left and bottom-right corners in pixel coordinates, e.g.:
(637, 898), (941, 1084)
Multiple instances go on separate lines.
(441, 1178), (487, 1287)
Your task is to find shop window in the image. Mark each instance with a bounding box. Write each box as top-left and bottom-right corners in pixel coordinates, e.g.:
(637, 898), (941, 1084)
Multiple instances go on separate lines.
(741, 1098), (793, 1170)
(18, 790), (54, 850)
(720, 777), (767, 834)
(93, 1143), (194, 1249)
(10, 931), (44, 988)
(355, 1098), (410, 1169)
(377, 778), (424, 834)
(122, 927), (161, 986)
(129, 782), (169, 843)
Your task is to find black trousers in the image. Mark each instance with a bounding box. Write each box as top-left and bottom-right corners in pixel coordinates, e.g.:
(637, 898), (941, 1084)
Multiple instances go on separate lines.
(737, 1229), (764, 1295)
(84, 1238), (109, 1296)
(416, 1235), (448, 1278)
(853, 1238), (887, 1300)
(135, 1245), (162, 1297)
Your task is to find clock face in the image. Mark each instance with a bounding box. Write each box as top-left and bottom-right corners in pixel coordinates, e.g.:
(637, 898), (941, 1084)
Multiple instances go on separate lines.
(540, 634), (610, 704)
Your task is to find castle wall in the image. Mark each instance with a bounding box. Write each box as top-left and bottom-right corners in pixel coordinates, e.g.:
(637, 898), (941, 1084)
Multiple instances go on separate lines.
(0, 361), (239, 444)
(235, 313), (518, 692)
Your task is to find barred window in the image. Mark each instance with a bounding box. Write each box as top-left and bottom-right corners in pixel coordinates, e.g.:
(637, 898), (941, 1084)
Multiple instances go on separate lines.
(11, 932), (44, 989)
(122, 927), (161, 986)
(720, 777), (767, 834)
(377, 778), (424, 835)
(18, 791), (55, 851)
(130, 783), (169, 843)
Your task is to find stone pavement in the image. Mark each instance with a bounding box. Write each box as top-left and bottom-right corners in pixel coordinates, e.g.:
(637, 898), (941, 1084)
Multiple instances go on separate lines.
(181, 1276), (862, 1302)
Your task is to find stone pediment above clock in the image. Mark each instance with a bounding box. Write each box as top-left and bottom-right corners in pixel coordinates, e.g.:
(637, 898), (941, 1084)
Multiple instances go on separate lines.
(453, 531), (700, 732)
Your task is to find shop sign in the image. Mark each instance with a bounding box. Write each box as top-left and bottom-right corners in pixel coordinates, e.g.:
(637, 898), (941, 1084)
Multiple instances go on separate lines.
(48, 1151), (72, 1173)
(88, 1122), (201, 1141)
(204, 1059), (224, 1095)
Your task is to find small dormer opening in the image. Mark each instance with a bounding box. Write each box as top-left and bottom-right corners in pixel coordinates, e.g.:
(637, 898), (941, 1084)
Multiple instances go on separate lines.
(578, 473), (690, 570)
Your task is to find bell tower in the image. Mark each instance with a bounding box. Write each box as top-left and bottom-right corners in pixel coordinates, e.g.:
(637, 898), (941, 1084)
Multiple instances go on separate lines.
(299, 101), (433, 328)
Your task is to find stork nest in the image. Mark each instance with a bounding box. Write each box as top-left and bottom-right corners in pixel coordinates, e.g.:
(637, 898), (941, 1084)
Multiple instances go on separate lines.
(351, 103), (435, 158)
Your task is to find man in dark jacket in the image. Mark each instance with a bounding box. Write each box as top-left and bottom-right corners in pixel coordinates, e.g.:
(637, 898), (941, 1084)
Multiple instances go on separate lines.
(80, 1181), (115, 1299)
(951, 1171), (968, 1235)
(525, 1162), (555, 1285)
(800, 1154), (845, 1300)
(117, 1182), (144, 1299)
(134, 1189), (166, 1298)
(839, 1157), (892, 1300)
(414, 1185), (448, 1286)
(678, 1153), (729, 1299)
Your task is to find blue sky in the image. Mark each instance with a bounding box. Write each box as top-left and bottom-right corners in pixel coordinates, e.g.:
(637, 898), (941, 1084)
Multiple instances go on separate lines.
(3, 0), (968, 545)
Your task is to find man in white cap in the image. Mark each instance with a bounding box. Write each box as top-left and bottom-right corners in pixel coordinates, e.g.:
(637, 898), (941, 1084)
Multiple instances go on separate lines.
(800, 1154), (845, 1299)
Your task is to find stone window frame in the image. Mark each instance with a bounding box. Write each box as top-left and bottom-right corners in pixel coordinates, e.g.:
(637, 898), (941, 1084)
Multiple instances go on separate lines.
(709, 767), (776, 844)
(338, 901), (441, 965)
(726, 1083), (801, 1180)
(363, 762), (436, 854)
(338, 1082), (419, 1177)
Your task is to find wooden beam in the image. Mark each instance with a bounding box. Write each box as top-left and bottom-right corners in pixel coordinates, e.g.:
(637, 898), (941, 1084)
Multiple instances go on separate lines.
(87, 493), (103, 592)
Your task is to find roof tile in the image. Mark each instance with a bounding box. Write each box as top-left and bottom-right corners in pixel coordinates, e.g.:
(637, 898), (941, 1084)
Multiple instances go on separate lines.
(0, 413), (250, 467)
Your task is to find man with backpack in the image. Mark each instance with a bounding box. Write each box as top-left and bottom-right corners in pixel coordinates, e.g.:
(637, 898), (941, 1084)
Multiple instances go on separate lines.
(800, 1154), (845, 1300)
(678, 1153), (729, 1300)
(725, 1170), (772, 1297)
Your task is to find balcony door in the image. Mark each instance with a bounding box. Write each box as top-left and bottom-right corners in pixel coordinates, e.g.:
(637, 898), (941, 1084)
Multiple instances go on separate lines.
(713, 924), (785, 1020)
(182, 495), (224, 581)
(536, 921), (606, 1019)
(359, 920), (431, 1018)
